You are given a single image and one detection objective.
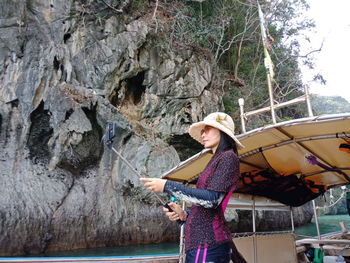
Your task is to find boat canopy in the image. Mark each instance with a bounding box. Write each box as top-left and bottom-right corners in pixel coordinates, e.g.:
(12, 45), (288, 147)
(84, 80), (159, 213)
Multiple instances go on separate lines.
(162, 113), (350, 207)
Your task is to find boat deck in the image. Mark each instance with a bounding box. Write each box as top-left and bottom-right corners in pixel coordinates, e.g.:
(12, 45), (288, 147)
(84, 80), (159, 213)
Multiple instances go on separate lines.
(0, 254), (180, 263)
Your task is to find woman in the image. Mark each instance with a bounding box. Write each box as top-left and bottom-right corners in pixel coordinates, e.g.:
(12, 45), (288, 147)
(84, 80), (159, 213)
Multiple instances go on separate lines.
(140, 112), (247, 263)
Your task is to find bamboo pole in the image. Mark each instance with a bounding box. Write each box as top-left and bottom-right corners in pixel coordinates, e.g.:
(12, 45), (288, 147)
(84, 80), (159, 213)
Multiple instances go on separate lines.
(243, 95), (305, 117)
(266, 64), (276, 124)
(257, 1), (276, 124)
(239, 98), (246, 133)
(304, 85), (314, 117)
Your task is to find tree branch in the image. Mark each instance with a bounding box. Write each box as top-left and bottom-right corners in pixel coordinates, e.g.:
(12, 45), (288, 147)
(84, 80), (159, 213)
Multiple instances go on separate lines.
(100, 0), (123, 13)
(298, 41), (324, 58)
(152, 0), (159, 33)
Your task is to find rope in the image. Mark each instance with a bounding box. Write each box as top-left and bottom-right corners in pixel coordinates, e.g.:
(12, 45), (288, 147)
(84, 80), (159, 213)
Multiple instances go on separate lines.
(342, 132), (350, 143)
(318, 190), (346, 210)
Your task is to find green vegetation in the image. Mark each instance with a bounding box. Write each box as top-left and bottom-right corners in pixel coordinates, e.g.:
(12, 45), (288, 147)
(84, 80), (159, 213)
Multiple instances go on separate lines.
(149, 0), (318, 131)
(311, 95), (350, 115)
(131, 0), (147, 9)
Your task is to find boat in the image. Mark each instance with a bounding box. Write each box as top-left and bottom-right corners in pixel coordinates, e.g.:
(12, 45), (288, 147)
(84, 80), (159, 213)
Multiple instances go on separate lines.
(163, 115), (350, 263)
(162, 111), (350, 263)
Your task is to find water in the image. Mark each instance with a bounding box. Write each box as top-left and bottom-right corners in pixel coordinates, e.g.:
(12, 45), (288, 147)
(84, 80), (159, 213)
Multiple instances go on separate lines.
(294, 214), (350, 238)
(34, 242), (179, 257)
(23, 214), (350, 257)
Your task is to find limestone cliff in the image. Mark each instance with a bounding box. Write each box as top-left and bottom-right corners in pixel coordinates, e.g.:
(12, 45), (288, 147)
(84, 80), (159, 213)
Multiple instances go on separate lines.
(0, 0), (311, 256)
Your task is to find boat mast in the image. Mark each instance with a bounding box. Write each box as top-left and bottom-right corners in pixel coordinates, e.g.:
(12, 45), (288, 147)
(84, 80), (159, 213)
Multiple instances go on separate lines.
(238, 2), (314, 132)
(257, 1), (276, 124)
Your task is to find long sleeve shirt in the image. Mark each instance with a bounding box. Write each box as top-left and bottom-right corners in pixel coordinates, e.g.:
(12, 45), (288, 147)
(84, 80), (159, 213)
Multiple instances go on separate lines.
(164, 180), (225, 209)
(164, 149), (240, 252)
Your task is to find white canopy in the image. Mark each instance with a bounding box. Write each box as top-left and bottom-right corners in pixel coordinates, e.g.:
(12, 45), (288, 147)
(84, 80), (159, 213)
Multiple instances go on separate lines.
(162, 113), (350, 206)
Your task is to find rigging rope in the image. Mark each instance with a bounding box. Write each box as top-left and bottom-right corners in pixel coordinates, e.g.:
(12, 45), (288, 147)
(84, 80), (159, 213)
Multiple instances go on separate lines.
(317, 189), (346, 210)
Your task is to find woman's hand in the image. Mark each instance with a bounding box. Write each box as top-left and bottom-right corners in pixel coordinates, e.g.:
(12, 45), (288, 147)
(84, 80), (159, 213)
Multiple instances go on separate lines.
(163, 202), (187, 222)
(140, 178), (167, 193)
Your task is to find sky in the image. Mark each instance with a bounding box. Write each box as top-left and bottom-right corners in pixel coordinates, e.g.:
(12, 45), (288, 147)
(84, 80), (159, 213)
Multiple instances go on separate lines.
(300, 0), (350, 102)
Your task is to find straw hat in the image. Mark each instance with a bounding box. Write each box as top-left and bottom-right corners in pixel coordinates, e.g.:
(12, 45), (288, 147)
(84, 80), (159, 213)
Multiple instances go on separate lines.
(188, 112), (244, 148)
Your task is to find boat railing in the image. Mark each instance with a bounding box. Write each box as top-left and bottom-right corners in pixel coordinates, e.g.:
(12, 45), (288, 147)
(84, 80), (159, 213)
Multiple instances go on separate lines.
(233, 230), (294, 238)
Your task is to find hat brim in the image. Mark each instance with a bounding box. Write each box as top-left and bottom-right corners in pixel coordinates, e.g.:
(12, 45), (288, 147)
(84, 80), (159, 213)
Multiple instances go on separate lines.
(188, 121), (244, 149)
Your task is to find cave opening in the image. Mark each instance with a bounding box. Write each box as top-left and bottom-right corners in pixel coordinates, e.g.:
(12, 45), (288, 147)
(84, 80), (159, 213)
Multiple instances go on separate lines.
(125, 71), (146, 105)
(166, 134), (203, 161)
(27, 101), (53, 162)
(109, 71), (146, 107)
(63, 33), (71, 43)
(53, 56), (60, 71)
(57, 106), (104, 174)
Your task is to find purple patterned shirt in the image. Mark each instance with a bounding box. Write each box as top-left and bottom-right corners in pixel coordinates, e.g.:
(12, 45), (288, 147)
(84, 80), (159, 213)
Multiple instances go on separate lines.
(184, 150), (240, 252)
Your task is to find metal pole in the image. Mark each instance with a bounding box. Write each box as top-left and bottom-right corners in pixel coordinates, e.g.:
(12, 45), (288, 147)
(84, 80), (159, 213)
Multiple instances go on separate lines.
(290, 207), (295, 232)
(179, 201), (186, 263)
(252, 197), (256, 232)
(252, 196), (257, 263)
(110, 147), (166, 206)
(304, 85), (314, 117)
(238, 98), (246, 133)
(312, 200), (321, 239)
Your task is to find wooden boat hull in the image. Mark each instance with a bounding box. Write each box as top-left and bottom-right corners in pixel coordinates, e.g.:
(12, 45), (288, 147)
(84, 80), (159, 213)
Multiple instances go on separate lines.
(296, 231), (350, 259)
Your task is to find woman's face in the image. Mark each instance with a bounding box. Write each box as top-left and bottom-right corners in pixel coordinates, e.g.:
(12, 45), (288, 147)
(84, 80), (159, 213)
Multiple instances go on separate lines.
(200, 125), (221, 152)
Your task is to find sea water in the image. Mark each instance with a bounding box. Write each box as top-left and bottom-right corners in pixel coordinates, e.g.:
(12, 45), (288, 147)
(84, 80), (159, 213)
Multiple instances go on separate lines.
(32, 241), (179, 257)
(294, 214), (350, 239)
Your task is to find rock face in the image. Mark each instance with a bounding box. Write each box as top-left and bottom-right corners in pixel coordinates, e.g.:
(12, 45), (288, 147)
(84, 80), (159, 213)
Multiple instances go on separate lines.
(0, 0), (312, 256)
(0, 0), (220, 256)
